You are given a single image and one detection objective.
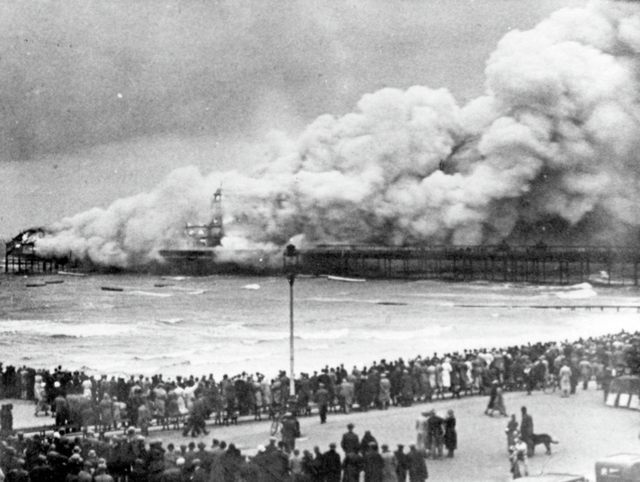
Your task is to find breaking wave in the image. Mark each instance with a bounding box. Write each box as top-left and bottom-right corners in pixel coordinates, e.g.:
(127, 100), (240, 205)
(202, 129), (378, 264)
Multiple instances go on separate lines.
(0, 320), (135, 338)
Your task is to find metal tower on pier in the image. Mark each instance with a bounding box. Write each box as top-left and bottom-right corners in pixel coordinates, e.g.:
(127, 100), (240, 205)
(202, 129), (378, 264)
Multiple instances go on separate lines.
(185, 188), (223, 247)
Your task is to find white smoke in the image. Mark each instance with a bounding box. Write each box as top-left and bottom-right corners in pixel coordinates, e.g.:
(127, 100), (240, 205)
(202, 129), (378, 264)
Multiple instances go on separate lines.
(37, 0), (640, 267)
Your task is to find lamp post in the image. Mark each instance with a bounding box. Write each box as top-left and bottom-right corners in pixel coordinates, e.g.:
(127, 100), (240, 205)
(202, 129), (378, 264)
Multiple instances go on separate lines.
(283, 244), (298, 399)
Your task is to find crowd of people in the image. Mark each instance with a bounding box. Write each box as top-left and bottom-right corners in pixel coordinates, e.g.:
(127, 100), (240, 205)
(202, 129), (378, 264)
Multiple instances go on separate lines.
(0, 422), (433, 482)
(0, 330), (637, 481)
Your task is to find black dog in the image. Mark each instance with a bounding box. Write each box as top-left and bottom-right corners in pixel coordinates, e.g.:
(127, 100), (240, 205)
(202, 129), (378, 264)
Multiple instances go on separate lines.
(532, 433), (559, 454)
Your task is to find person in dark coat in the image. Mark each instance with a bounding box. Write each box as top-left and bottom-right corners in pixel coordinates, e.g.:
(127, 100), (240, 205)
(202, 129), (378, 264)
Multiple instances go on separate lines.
(394, 445), (408, 482)
(322, 444), (341, 482)
(281, 413), (299, 453)
(444, 410), (457, 458)
(341, 450), (363, 482)
(406, 445), (428, 482)
(215, 445), (244, 482)
(306, 447), (324, 482)
(315, 384), (330, 424)
(484, 380), (499, 416)
(262, 444), (290, 482)
(341, 424), (360, 456)
(29, 455), (55, 482)
(7, 459), (29, 482)
(360, 432), (378, 456)
(519, 407), (534, 457)
(363, 443), (384, 482)
(426, 413), (444, 459)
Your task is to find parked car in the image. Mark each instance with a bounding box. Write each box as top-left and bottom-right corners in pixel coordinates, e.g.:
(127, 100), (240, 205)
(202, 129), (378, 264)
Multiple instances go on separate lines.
(596, 453), (640, 482)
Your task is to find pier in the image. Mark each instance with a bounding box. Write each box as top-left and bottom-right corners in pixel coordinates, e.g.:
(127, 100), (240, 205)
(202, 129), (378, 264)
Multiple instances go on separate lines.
(298, 243), (640, 285)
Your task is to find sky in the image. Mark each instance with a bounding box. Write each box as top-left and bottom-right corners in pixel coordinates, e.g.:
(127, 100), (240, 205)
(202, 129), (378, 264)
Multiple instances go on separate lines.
(0, 0), (587, 241)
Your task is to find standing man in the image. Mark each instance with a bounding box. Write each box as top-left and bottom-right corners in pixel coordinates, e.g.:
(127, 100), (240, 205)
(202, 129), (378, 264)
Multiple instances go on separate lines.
(406, 444), (428, 482)
(363, 444), (384, 482)
(394, 445), (408, 482)
(280, 412), (299, 453)
(322, 443), (342, 482)
(519, 406), (534, 458)
(315, 383), (330, 425)
(341, 423), (360, 455)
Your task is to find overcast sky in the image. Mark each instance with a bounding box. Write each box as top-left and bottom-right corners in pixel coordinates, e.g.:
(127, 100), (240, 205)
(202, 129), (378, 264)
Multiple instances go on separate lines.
(0, 0), (585, 238)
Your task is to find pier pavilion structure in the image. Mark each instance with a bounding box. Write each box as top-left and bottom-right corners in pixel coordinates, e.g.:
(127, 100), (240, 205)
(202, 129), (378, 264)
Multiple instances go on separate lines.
(3, 228), (65, 274)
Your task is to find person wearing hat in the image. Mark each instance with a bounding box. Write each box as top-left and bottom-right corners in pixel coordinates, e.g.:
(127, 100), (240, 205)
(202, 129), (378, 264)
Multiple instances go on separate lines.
(265, 436), (278, 455)
(394, 445), (408, 482)
(444, 409), (457, 458)
(360, 431), (377, 456)
(280, 412), (299, 454)
(323, 443), (341, 482)
(195, 442), (213, 472)
(505, 415), (519, 454)
(190, 459), (207, 482)
(314, 383), (330, 424)
(406, 444), (428, 482)
(363, 442), (384, 482)
(8, 458), (28, 482)
(99, 394), (114, 433)
(509, 433), (529, 478)
(342, 443), (364, 482)
(341, 423), (360, 455)
(380, 445), (397, 482)
(34, 378), (49, 417)
(53, 392), (67, 428)
(93, 463), (113, 482)
(519, 406), (534, 457)
(147, 439), (166, 479)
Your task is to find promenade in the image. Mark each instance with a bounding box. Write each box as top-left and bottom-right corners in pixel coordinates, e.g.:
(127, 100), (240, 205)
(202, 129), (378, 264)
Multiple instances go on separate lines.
(8, 383), (640, 482)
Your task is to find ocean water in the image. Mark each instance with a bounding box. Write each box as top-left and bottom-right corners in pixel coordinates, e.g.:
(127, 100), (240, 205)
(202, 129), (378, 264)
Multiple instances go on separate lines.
(0, 274), (639, 380)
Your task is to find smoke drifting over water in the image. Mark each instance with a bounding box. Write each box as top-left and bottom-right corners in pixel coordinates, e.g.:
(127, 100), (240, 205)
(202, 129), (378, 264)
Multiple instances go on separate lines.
(37, 0), (640, 267)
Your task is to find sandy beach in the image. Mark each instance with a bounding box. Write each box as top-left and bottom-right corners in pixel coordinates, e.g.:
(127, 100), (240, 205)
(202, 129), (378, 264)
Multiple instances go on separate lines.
(8, 382), (639, 482)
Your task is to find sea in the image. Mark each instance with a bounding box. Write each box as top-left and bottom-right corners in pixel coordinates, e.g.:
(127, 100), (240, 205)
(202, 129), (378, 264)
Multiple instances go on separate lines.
(0, 274), (639, 381)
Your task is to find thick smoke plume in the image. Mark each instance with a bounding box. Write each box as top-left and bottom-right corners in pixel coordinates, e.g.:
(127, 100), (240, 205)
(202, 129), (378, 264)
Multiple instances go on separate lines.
(37, 0), (640, 268)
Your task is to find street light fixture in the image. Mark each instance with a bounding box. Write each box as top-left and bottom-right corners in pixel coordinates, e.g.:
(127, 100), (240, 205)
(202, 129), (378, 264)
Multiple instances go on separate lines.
(283, 244), (298, 400)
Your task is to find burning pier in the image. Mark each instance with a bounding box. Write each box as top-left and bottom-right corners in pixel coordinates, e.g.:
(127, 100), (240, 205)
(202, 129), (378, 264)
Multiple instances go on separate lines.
(4, 228), (67, 274)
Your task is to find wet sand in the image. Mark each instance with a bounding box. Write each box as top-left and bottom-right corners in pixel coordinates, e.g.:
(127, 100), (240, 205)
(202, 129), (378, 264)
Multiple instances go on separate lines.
(9, 382), (639, 482)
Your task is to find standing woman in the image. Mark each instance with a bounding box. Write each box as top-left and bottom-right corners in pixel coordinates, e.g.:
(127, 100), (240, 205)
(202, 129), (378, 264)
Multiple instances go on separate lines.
(444, 409), (458, 458)
(559, 362), (572, 398)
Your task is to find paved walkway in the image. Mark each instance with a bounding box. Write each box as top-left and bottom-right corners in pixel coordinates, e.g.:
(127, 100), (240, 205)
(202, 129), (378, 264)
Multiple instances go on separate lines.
(6, 384), (640, 482)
